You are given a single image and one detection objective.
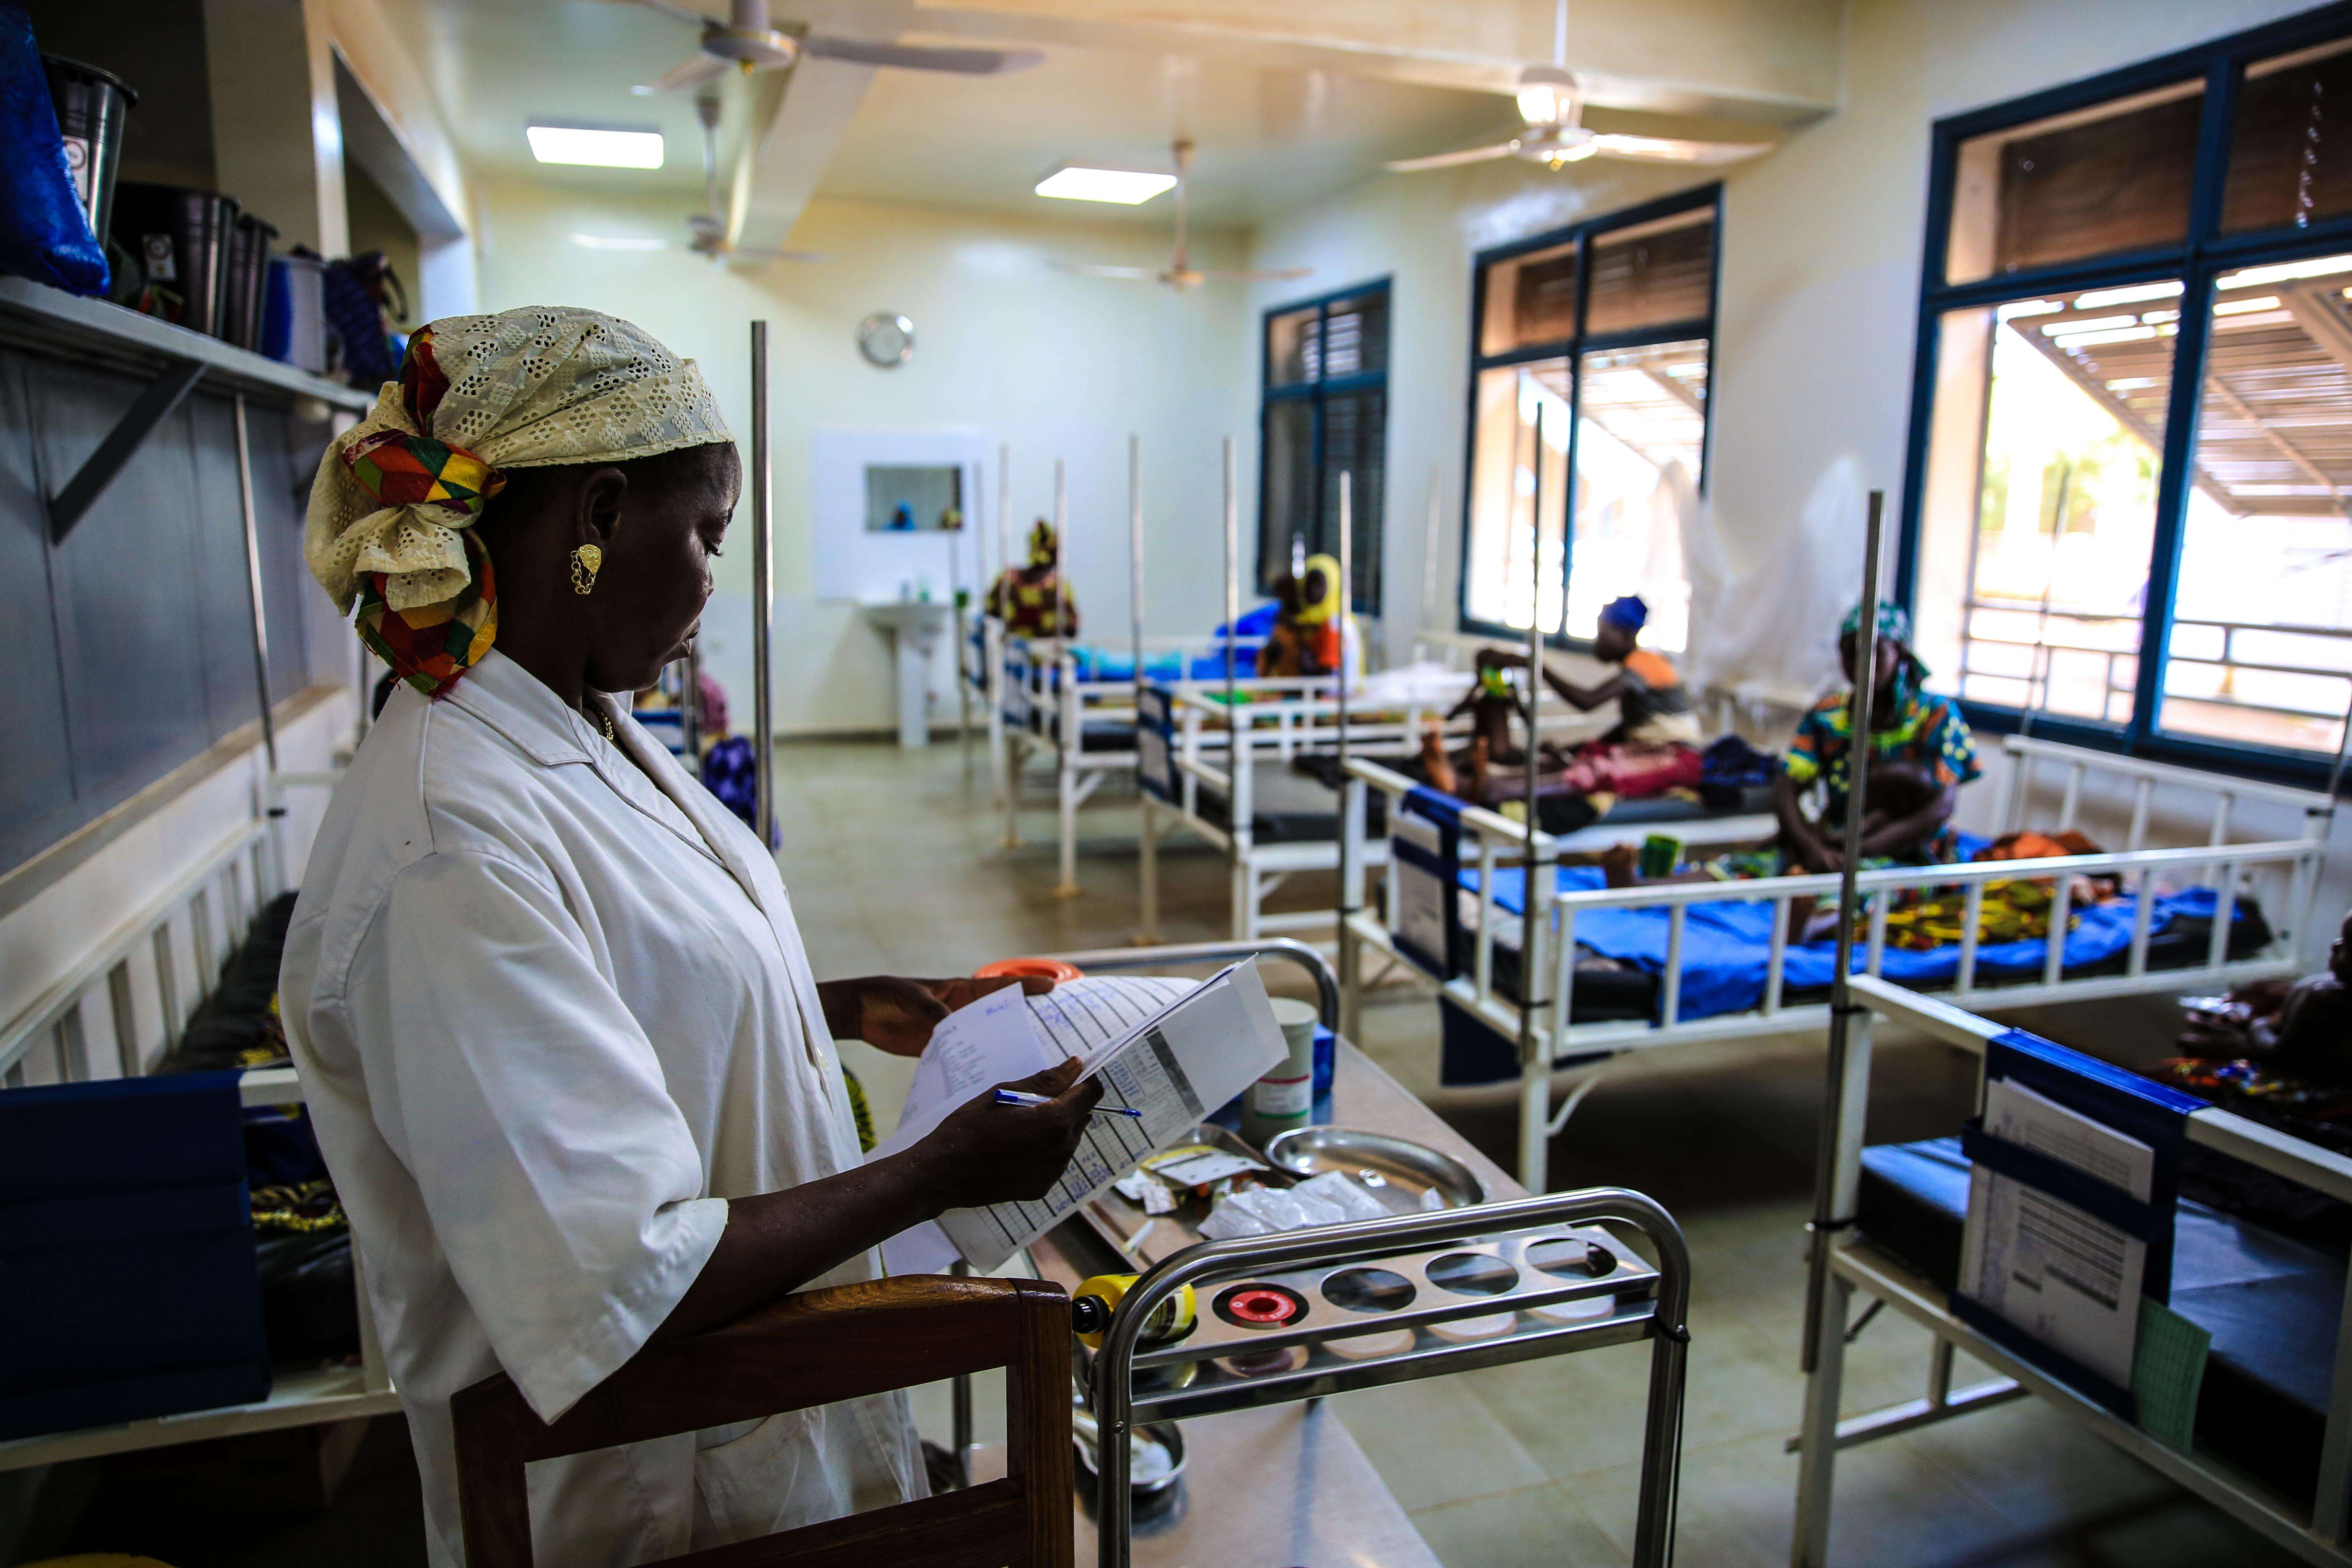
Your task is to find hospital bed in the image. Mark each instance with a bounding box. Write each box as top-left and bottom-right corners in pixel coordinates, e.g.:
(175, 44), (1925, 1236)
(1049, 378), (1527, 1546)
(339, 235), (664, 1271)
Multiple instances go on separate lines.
(1792, 972), (2352, 1567)
(979, 617), (1260, 895)
(1339, 733), (2336, 1190)
(1138, 662), (1781, 946)
(1135, 671), (1494, 944)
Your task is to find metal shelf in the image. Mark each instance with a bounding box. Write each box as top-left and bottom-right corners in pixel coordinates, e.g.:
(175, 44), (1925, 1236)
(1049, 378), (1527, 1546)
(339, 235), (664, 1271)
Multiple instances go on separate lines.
(0, 275), (373, 414)
(1826, 1237), (2351, 1568)
(0, 1365), (400, 1474)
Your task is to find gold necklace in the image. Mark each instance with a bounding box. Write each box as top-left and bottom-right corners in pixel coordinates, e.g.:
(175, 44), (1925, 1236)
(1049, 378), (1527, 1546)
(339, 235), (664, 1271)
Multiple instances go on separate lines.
(601, 711), (615, 742)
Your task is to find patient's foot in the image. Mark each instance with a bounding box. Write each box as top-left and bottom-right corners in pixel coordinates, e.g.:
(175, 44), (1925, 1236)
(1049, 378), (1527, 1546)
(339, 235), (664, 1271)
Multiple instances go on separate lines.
(1599, 842), (1640, 889)
(1421, 723), (1460, 797)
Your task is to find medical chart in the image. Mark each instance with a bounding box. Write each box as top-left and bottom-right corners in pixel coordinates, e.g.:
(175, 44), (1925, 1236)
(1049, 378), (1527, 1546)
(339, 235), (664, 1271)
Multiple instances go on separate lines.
(875, 965), (1286, 1272)
(1959, 1076), (2154, 1389)
(1392, 808), (1451, 970)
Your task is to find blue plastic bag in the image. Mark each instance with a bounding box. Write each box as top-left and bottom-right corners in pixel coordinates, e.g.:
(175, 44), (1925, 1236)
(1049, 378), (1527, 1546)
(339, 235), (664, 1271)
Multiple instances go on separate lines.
(0, 7), (107, 294)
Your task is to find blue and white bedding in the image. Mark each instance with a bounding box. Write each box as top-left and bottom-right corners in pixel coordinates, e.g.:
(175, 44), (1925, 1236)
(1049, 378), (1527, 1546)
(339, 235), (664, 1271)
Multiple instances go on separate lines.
(1466, 862), (2248, 1022)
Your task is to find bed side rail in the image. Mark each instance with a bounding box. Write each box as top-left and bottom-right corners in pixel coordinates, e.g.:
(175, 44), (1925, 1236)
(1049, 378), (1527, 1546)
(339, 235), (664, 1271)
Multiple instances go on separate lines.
(1542, 835), (2319, 1039)
(1346, 754), (1564, 1017)
(1993, 733), (2336, 848)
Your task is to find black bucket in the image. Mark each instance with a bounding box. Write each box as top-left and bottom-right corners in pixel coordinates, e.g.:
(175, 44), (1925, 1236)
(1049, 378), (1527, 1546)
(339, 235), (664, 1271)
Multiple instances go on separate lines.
(40, 55), (137, 250)
(112, 183), (240, 339)
(223, 212), (278, 352)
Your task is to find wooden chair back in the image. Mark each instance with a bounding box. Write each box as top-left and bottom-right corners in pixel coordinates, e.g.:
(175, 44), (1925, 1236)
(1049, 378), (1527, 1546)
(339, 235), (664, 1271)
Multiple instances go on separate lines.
(451, 1274), (1073, 1568)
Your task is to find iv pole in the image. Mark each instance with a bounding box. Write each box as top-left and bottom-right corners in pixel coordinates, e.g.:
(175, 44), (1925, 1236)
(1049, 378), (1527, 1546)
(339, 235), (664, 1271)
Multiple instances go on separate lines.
(1800, 488), (1886, 1377)
(750, 321), (775, 846)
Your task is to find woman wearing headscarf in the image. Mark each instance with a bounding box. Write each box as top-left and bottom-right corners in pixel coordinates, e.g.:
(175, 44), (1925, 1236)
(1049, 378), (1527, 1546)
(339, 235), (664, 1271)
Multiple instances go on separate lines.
(278, 308), (1101, 1568)
(984, 517), (1078, 636)
(1775, 599), (1980, 872)
(1597, 600), (1979, 888)
(1261, 551), (1359, 680)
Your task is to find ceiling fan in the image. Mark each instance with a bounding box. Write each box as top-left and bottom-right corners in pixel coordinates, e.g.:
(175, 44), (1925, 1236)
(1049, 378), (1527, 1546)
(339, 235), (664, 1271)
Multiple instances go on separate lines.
(617, 0), (1044, 95)
(571, 92), (824, 263)
(1386, 0), (1771, 174)
(1049, 140), (1310, 292)
(680, 91), (822, 263)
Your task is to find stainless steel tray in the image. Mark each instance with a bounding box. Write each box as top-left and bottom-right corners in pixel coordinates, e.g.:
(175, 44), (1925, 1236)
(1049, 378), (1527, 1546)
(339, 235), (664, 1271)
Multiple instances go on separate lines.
(1262, 1126), (1486, 1210)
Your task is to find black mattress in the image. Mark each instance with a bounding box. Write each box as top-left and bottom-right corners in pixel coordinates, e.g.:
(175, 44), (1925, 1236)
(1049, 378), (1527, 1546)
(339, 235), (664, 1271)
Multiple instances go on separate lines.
(1026, 713), (1137, 753)
(1193, 759), (1392, 842)
(1858, 1136), (2342, 1505)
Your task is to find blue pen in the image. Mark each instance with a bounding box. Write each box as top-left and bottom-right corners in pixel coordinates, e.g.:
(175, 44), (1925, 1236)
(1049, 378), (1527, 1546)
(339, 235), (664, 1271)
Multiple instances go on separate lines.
(994, 1087), (1141, 1118)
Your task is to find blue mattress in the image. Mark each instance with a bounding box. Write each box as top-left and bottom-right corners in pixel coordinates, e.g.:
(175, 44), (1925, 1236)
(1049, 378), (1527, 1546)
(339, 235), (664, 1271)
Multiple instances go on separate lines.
(1468, 862), (2252, 1023)
(1046, 646), (1259, 683)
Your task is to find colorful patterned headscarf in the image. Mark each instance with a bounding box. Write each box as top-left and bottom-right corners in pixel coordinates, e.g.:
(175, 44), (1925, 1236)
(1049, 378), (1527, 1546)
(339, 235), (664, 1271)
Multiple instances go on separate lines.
(1840, 599), (1930, 702)
(1027, 518), (1057, 569)
(303, 307), (731, 697)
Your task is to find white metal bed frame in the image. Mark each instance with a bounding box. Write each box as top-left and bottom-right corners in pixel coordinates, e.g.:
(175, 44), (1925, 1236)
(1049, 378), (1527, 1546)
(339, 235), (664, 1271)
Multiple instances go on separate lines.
(1137, 674), (1510, 942)
(1338, 733), (2336, 1190)
(979, 617), (1250, 896)
(0, 800), (397, 1474)
(1793, 971), (2352, 1567)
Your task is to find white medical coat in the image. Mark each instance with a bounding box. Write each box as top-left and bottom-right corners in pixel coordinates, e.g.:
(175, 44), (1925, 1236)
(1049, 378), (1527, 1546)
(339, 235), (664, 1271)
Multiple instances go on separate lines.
(279, 650), (920, 1568)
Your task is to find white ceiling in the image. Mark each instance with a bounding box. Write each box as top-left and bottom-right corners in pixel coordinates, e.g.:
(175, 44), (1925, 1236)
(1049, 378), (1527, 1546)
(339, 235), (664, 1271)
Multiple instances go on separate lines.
(392, 0), (1835, 243)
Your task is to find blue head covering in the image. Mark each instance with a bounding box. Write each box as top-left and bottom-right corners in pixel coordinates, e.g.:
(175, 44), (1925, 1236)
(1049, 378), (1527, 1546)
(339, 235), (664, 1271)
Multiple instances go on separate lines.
(1599, 595), (1648, 632)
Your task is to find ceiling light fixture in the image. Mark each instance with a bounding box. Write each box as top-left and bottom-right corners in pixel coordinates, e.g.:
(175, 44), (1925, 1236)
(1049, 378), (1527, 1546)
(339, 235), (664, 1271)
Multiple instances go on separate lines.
(528, 124), (665, 169)
(1034, 165), (1178, 205)
(569, 233), (667, 251)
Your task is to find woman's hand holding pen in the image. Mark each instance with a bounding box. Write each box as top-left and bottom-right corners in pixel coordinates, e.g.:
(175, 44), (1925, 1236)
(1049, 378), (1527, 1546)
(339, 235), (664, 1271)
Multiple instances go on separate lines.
(911, 1057), (1104, 1210)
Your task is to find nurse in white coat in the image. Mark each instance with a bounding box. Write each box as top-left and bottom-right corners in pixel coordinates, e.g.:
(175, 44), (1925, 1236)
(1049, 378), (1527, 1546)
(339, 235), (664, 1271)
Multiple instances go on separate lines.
(279, 308), (1100, 1567)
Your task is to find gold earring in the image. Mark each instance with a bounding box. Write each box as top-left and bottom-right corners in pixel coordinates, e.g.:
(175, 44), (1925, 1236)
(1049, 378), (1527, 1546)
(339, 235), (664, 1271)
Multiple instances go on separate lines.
(571, 543), (603, 595)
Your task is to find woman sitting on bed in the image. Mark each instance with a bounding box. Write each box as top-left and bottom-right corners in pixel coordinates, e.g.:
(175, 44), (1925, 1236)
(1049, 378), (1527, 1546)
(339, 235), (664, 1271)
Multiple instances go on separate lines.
(1602, 601), (1979, 885)
(1778, 600), (1980, 871)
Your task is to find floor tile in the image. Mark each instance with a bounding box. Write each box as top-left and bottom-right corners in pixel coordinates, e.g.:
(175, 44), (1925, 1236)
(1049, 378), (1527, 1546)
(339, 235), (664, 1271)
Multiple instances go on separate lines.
(1408, 1483), (1632, 1568)
(1331, 1376), (1550, 1512)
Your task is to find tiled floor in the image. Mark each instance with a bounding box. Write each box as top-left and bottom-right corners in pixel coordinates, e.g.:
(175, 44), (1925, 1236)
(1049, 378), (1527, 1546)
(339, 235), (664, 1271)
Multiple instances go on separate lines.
(782, 734), (2307, 1568)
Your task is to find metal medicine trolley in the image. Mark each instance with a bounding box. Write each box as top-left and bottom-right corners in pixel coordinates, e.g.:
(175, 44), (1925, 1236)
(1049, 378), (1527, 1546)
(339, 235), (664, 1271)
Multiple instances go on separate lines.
(957, 940), (1691, 1568)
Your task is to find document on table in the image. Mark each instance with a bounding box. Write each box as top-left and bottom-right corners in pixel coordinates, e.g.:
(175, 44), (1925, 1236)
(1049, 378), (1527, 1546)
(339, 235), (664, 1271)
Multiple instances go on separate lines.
(874, 964), (1287, 1272)
(1959, 1076), (2154, 1389)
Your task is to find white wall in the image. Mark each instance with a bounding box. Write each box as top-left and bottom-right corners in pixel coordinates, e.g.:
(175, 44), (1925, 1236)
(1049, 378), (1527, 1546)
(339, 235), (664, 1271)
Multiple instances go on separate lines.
(1245, 0), (2350, 958)
(472, 181), (1258, 736)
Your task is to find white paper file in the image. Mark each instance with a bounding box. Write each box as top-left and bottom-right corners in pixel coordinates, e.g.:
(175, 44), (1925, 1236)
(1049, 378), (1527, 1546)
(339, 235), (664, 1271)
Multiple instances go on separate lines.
(876, 966), (1286, 1272)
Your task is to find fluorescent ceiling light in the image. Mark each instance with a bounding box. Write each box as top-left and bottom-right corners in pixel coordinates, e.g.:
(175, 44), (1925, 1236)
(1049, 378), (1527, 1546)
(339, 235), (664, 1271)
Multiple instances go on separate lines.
(2214, 294), (2282, 315)
(1035, 165), (1177, 204)
(569, 232), (666, 251)
(528, 124), (664, 169)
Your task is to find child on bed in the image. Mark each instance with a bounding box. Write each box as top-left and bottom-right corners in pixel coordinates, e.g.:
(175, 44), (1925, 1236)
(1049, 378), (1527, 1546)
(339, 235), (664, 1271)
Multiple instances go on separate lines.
(1597, 602), (1979, 886)
(1488, 595), (1700, 747)
(2178, 908), (2352, 1087)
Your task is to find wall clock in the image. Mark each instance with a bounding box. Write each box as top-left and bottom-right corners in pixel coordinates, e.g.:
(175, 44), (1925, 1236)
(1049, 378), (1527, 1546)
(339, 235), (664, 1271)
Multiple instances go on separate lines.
(857, 313), (915, 368)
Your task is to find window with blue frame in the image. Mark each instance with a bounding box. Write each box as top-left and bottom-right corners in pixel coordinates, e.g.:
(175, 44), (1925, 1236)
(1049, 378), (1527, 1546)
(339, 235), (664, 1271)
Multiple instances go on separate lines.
(1259, 281), (1388, 611)
(1459, 187), (1718, 652)
(1903, 6), (2352, 778)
